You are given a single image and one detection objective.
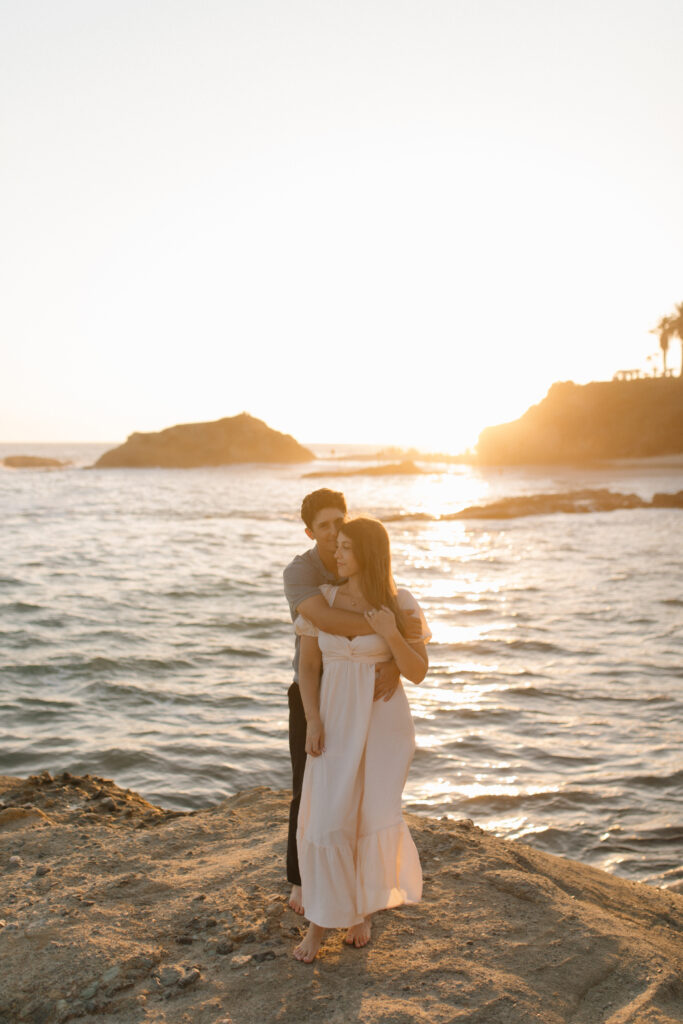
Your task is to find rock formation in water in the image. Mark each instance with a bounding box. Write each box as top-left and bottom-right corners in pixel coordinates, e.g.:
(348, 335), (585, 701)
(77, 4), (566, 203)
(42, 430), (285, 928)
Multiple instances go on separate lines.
(384, 488), (683, 522)
(3, 456), (71, 469)
(94, 413), (314, 468)
(651, 490), (683, 508)
(476, 377), (683, 465)
(304, 459), (427, 478)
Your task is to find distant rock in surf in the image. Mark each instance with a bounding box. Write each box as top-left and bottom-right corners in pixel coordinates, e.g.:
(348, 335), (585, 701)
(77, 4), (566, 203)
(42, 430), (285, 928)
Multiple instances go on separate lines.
(446, 488), (649, 519)
(3, 456), (71, 469)
(651, 490), (683, 508)
(330, 447), (469, 464)
(383, 488), (683, 522)
(303, 459), (427, 478)
(94, 413), (314, 469)
(476, 377), (683, 465)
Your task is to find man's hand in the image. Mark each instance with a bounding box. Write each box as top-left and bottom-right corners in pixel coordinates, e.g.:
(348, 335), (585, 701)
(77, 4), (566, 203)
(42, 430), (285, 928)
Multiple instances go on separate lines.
(305, 717), (325, 757)
(374, 660), (401, 702)
(404, 609), (423, 643)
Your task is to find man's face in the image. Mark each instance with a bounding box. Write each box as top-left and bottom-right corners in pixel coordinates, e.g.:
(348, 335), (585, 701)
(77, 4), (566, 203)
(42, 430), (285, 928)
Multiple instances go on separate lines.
(306, 506), (346, 555)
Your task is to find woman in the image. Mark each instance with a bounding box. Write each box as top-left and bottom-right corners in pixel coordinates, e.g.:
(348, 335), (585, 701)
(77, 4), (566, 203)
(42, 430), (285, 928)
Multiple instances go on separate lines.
(293, 516), (430, 963)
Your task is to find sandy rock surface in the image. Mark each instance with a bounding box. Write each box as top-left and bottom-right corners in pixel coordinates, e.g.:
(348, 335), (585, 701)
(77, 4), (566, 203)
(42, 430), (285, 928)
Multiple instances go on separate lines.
(0, 772), (681, 1024)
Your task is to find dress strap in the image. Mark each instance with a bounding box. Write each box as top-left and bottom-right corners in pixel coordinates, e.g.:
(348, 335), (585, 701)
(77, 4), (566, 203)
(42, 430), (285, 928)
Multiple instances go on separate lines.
(319, 583), (339, 607)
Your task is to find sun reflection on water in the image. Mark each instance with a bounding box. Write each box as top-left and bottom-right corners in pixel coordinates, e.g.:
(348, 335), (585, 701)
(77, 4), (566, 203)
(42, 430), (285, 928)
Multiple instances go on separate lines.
(409, 777), (562, 806)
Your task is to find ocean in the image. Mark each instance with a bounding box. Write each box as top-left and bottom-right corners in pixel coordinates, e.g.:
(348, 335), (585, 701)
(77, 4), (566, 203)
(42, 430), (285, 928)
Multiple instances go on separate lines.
(1, 443), (681, 890)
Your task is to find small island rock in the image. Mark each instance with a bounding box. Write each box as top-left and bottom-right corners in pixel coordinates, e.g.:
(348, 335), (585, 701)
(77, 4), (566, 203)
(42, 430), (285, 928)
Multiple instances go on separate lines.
(94, 413), (314, 469)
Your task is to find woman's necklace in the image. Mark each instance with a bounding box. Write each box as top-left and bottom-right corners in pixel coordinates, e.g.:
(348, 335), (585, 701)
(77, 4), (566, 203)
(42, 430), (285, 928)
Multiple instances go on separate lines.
(340, 585), (366, 609)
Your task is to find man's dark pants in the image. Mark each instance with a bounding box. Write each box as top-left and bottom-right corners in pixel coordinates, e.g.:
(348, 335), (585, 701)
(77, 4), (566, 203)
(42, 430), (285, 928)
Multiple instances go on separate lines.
(287, 681), (307, 886)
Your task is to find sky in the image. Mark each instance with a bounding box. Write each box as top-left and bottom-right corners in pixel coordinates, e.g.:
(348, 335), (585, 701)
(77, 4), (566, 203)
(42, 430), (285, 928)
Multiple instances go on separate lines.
(2, 0), (683, 451)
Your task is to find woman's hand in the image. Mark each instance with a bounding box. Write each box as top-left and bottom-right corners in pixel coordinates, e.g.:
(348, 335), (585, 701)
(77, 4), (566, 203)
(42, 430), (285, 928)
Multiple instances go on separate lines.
(365, 605), (399, 639)
(305, 717), (325, 757)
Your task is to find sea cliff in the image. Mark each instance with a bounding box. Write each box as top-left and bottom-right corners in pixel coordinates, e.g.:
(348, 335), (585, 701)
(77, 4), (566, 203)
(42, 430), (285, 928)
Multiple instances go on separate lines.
(94, 414), (314, 469)
(476, 377), (683, 465)
(0, 773), (681, 1024)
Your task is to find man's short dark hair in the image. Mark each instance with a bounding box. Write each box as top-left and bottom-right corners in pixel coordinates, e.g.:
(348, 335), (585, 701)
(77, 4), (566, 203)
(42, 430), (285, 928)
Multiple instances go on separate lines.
(301, 489), (347, 529)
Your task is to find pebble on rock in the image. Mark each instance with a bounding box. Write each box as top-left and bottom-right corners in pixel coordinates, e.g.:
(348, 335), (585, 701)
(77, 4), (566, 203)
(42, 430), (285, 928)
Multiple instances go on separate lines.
(159, 966), (183, 987)
(178, 967), (201, 988)
(252, 950), (276, 963)
(35, 864), (51, 877)
(230, 954), (251, 970)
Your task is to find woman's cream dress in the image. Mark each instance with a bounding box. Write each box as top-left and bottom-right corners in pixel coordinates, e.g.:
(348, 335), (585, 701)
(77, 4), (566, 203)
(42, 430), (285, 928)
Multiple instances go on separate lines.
(295, 584), (430, 929)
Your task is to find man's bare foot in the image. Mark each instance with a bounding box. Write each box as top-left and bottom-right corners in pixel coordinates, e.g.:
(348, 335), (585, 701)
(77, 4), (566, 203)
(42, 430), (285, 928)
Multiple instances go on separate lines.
(289, 884), (305, 915)
(293, 923), (325, 963)
(345, 915), (372, 948)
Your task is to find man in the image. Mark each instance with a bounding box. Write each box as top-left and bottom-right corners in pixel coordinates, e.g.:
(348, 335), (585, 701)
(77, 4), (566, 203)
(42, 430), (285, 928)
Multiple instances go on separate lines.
(282, 488), (408, 915)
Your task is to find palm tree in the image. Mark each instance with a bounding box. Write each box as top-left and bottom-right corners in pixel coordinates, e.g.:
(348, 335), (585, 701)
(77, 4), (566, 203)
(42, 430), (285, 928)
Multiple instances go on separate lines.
(673, 303), (683, 376)
(652, 315), (672, 374)
(652, 303), (683, 376)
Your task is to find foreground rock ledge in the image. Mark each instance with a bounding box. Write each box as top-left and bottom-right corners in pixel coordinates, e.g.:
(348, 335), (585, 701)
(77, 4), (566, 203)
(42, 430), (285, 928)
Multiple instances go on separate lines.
(94, 413), (314, 468)
(0, 774), (681, 1024)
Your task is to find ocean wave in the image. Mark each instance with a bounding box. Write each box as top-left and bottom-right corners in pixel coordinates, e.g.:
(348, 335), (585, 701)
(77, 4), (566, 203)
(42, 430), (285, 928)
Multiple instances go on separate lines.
(430, 638), (565, 656)
(627, 770), (683, 790)
(13, 695), (77, 709)
(80, 679), (171, 706)
(2, 600), (43, 613)
(431, 706), (515, 722)
(5, 662), (59, 676)
(457, 788), (599, 811)
(592, 825), (683, 851)
(41, 655), (199, 678)
(213, 645), (270, 659)
(503, 685), (565, 698)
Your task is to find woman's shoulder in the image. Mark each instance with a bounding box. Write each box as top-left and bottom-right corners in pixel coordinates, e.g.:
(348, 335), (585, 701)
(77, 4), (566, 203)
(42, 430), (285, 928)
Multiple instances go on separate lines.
(395, 587), (431, 642)
(396, 586), (419, 608)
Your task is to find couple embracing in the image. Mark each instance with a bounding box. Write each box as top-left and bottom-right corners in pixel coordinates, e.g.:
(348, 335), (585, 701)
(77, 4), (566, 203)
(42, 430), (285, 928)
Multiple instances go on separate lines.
(283, 488), (431, 963)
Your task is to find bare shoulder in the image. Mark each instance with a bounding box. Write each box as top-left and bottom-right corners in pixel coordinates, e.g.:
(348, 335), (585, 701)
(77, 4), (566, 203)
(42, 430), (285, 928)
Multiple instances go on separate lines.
(396, 586), (418, 608)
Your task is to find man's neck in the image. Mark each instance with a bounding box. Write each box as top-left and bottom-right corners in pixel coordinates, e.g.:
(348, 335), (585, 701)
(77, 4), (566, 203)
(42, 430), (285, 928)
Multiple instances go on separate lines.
(316, 545), (338, 576)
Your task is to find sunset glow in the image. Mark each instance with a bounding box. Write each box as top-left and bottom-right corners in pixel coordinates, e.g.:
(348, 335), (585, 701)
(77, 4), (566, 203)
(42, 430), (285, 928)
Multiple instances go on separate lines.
(2, 1), (683, 450)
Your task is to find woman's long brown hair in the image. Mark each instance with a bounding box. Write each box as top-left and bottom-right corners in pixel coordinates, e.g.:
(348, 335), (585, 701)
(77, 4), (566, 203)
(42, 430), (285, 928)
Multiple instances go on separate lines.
(338, 517), (407, 637)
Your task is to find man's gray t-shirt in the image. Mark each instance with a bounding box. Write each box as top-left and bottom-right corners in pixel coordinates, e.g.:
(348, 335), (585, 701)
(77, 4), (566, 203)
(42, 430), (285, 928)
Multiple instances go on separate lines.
(283, 546), (340, 683)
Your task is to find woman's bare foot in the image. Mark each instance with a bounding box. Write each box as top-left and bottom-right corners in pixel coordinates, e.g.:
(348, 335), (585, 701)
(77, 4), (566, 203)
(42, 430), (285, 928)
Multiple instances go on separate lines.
(344, 915), (372, 948)
(289, 884), (305, 915)
(293, 923), (325, 962)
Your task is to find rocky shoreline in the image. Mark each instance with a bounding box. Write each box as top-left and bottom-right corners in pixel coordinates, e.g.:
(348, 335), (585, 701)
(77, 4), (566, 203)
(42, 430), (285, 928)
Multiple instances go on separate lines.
(1, 772), (681, 1024)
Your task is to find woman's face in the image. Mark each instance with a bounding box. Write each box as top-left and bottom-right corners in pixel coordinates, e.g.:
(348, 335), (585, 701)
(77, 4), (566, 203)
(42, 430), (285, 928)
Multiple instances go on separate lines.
(335, 531), (359, 578)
